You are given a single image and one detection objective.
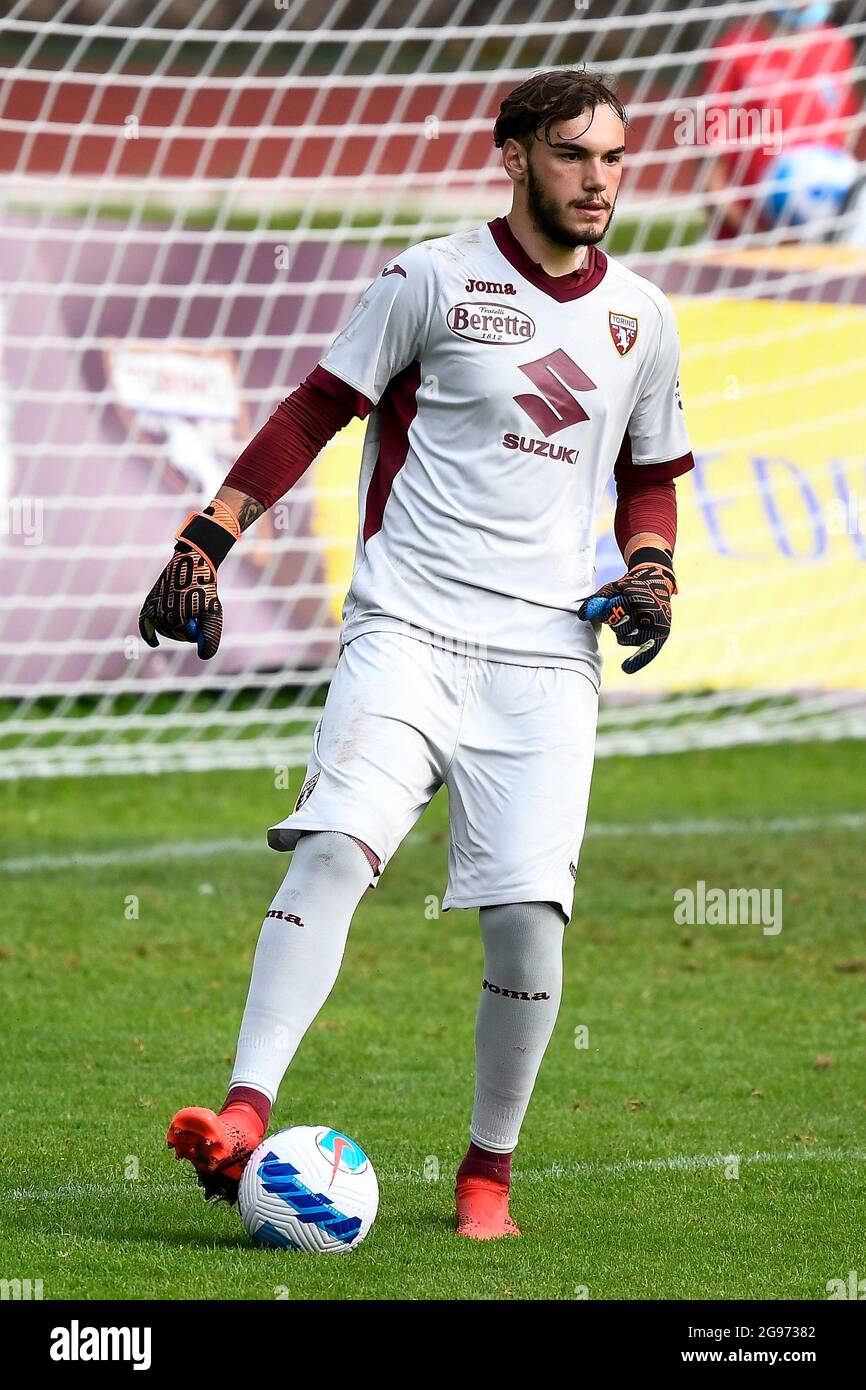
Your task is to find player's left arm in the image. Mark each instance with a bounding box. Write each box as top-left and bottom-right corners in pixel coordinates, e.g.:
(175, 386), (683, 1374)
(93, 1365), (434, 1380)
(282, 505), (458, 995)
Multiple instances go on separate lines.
(578, 295), (694, 674)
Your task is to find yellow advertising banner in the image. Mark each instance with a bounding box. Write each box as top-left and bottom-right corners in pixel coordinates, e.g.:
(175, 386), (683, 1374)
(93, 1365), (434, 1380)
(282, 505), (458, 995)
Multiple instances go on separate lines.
(312, 295), (866, 693)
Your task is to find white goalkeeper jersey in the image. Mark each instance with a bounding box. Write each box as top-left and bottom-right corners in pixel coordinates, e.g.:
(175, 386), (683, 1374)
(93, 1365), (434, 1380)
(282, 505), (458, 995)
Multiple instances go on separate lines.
(317, 216), (694, 686)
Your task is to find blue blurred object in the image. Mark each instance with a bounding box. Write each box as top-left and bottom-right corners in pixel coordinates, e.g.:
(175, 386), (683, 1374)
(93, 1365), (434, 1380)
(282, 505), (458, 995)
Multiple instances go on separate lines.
(582, 596), (618, 623)
(185, 617), (205, 656)
(764, 143), (858, 227)
(773, 3), (830, 26)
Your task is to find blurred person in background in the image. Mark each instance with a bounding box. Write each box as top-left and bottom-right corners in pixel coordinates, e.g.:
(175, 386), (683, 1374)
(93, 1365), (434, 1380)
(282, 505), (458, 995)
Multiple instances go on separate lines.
(702, 2), (859, 240)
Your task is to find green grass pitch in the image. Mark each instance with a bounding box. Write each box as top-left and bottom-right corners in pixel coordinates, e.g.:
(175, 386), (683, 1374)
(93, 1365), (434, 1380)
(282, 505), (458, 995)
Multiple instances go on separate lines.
(1, 741), (864, 1301)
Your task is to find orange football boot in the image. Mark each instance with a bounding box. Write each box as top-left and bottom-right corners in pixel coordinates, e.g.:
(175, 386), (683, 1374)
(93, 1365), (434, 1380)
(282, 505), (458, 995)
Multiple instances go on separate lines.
(455, 1174), (521, 1239)
(166, 1103), (264, 1204)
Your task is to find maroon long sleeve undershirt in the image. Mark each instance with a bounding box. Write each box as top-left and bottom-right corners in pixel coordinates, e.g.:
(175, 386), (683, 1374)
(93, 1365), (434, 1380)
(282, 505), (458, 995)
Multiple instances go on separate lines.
(225, 365), (682, 556)
(224, 365), (370, 510)
(613, 434), (690, 557)
(614, 474), (678, 556)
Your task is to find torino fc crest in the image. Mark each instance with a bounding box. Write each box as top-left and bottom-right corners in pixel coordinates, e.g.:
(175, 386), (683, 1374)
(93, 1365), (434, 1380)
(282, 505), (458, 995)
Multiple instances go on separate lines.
(609, 311), (638, 357)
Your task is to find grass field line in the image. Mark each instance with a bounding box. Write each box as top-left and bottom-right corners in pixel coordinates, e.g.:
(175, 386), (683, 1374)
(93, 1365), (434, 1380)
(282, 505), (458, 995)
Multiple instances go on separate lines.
(6, 1146), (863, 1203)
(2, 810), (865, 876)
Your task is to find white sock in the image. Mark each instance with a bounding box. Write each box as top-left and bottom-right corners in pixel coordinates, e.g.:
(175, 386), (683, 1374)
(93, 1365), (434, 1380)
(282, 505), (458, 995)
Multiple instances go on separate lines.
(469, 902), (565, 1153)
(229, 832), (372, 1103)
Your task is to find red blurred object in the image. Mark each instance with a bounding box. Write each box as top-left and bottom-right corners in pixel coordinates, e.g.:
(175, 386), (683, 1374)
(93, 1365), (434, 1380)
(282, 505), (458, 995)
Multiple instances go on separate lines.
(703, 17), (858, 237)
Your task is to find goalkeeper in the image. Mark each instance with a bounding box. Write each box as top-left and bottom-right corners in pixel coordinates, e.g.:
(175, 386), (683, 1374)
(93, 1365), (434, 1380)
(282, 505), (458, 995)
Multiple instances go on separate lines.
(140, 68), (692, 1241)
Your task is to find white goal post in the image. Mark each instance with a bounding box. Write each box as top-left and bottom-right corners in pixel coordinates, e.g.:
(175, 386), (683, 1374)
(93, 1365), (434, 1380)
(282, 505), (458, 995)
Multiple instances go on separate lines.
(1, 0), (865, 779)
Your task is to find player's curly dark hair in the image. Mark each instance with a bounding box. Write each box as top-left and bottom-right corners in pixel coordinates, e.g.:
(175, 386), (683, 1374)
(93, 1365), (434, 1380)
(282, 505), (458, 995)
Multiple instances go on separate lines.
(493, 68), (628, 151)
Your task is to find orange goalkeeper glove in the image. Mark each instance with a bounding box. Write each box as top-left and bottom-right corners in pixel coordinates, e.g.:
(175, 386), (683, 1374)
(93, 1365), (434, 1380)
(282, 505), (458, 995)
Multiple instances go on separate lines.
(138, 499), (241, 660)
(578, 546), (676, 675)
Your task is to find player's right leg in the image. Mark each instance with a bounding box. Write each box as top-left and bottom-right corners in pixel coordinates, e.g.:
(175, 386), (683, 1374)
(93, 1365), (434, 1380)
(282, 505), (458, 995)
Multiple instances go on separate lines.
(168, 631), (453, 1202)
(167, 829), (375, 1201)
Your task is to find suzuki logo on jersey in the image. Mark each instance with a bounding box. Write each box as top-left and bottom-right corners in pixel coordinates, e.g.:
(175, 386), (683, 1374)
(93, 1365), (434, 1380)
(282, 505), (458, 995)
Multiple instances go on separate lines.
(502, 433), (577, 465)
(514, 349), (597, 436)
(609, 311), (639, 356)
(447, 302), (535, 344)
(465, 279), (517, 295)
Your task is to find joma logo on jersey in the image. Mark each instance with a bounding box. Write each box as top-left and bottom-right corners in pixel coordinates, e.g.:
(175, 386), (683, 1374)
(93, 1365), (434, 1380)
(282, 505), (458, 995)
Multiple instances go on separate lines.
(447, 302), (535, 344)
(609, 311), (638, 356)
(465, 279), (517, 295)
(502, 432), (577, 465)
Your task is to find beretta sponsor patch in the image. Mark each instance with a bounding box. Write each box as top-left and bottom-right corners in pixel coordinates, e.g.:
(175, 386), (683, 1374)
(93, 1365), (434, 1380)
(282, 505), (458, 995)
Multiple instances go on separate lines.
(446, 302), (535, 344)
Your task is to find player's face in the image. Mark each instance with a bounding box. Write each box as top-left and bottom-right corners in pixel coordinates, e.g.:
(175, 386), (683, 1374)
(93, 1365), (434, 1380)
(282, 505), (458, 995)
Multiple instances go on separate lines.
(524, 105), (625, 247)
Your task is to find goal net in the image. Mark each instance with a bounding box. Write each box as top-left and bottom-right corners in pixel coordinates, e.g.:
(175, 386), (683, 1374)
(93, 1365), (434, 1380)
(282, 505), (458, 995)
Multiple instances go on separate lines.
(2, 0), (866, 779)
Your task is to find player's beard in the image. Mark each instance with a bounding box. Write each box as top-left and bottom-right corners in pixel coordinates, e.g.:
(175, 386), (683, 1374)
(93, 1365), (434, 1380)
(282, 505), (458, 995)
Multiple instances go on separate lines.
(526, 155), (615, 248)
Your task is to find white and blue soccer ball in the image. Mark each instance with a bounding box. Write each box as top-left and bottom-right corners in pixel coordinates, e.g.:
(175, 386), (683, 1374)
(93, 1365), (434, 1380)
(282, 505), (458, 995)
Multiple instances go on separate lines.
(239, 1126), (378, 1254)
(764, 143), (858, 228)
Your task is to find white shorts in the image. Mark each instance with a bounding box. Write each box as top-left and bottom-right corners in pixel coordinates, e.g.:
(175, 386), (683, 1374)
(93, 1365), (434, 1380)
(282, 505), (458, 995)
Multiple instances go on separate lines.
(268, 630), (599, 923)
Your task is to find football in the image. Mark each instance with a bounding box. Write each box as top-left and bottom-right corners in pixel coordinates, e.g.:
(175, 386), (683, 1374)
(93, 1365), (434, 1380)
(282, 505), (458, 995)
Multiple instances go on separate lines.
(764, 143), (858, 228)
(238, 1126), (379, 1254)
